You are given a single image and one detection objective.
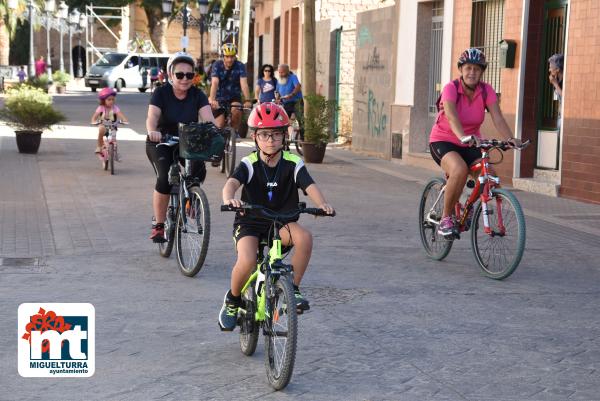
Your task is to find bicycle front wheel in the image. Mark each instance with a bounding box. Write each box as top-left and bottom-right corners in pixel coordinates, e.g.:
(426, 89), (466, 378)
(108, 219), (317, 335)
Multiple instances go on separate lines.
(264, 276), (297, 390)
(158, 192), (178, 258)
(418, 178), (453, 260)
(226, 128), (236, 177)
(471, 188), (526, 280)
(109, 143), (115, 175)
(175, 186), (210, 277)
(239, 286), (259, 356)
(294, 128), (303, 156)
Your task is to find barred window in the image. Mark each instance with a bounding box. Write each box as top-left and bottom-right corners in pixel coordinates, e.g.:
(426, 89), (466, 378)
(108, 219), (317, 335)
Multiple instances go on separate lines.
(428, 1), (444, 114)
(471, 0), (505, 93)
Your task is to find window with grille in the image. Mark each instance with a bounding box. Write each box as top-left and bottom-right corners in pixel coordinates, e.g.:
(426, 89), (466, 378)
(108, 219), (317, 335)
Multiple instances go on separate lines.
(428, 1), (444, 114)
(471, 0), (504, 93)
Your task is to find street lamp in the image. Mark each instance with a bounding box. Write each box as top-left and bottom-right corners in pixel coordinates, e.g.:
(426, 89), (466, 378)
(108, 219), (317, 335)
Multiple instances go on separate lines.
(68, 9), (81, 77)
(8, 0), (35, 78)
(198, 0), (209, 69)
(162, 0), (191, 52)
(57, 1), (68, 72)
(44, 0), (55, 79)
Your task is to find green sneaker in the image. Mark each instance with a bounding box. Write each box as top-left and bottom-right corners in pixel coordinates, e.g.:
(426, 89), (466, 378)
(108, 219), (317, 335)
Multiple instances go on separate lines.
(218, 291), (240, 331)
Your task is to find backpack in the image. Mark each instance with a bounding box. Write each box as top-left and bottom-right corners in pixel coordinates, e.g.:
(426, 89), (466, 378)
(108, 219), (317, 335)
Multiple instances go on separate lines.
(435, 79), (488, 114)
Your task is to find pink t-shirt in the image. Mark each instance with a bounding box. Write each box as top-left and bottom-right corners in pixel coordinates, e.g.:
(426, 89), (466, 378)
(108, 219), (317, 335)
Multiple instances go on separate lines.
(429, 81), (497, 146)
(95, 105), (121, 121)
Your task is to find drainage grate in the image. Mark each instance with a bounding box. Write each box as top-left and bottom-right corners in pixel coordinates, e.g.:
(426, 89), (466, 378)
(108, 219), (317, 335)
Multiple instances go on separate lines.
(556, 215), (600, 221)
(0, 257), (41, 267)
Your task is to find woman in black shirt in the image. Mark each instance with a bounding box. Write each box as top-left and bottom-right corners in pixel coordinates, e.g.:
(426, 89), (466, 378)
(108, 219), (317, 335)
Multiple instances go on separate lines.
(146, 52), (217, 243)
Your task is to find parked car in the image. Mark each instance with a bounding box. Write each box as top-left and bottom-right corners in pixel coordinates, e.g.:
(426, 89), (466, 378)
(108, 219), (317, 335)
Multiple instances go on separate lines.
(85, 52), (170, 92)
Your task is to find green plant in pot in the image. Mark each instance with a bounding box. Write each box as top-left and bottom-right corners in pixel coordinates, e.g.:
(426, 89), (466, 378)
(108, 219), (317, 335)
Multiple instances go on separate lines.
(302, 94), (338, 163)
(0, 85), (66, 154)
(52, 70), (71, 93)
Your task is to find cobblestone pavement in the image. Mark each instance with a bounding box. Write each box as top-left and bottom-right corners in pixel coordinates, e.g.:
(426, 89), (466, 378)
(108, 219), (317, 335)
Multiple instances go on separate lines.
(1, 91), (599, 400)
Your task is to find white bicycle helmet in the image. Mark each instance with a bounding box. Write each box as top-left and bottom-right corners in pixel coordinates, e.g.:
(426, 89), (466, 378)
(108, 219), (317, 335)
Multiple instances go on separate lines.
(166, 51), (195, 74)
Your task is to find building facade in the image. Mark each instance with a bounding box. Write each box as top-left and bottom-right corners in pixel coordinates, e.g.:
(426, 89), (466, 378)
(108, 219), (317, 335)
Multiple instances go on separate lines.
(387, 0), (599, 204)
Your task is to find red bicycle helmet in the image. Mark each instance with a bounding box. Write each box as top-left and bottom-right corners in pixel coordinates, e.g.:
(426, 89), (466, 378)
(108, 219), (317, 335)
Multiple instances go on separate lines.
(247, 102), (289, 129)
(457, 48), (488, 70)
(98, 87), (117, 100)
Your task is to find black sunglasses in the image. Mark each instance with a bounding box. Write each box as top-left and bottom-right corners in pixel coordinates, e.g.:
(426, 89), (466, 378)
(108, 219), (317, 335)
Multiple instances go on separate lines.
(264, 69), (273, 73)
(174, 72), (195, 80)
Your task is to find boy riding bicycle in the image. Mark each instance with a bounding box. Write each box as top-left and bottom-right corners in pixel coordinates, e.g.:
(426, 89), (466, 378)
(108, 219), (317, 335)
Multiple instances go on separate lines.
(219, 102), (335, 331)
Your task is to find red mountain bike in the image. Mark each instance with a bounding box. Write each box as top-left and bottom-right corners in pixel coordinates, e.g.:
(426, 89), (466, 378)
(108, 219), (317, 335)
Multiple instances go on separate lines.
(418, 138), (530, 280)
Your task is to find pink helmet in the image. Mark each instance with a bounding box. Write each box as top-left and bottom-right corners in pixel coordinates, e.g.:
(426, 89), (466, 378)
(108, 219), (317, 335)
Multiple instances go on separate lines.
(247, 102), (289, 129)
(98, 87), (117, 101)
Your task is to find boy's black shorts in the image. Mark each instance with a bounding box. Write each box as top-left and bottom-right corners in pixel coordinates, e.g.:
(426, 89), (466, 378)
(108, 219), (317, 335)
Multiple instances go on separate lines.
(232, 220), (294, 253)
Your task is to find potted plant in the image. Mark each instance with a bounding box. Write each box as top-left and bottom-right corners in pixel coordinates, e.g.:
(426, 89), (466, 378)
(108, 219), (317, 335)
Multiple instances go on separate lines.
(0, 85), (66, 154)
(52, 70), (71, 94)
(301, 94), (338, 163)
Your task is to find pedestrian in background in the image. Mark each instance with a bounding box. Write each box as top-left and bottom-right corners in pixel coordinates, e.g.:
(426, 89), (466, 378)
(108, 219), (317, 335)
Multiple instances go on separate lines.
(255, 63), (277, 103)
(35, 56), (46, 77)
(17, 66), (26, 83)
(548, 53), (564, 130)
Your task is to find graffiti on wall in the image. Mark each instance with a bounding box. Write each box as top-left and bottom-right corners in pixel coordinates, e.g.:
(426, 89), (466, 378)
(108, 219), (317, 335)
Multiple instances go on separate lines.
(363, 47), (385, 70)
(367, 89), (387, 137)
(357, 75), (367, 96)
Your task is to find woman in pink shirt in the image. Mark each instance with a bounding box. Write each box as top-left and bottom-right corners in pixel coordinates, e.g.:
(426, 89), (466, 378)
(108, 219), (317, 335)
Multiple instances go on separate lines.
(429, 48), (520, 236)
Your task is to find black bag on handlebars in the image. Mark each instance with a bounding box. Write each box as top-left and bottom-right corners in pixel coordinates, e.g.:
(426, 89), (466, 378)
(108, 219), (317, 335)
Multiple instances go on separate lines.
(178, 122), (225, 161)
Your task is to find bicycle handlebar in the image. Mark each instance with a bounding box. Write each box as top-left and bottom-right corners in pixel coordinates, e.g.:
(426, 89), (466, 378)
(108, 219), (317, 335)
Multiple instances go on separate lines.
(92, 120), (127, 127)
(221, 203), (336, 219)
(463, 137), (531, 151)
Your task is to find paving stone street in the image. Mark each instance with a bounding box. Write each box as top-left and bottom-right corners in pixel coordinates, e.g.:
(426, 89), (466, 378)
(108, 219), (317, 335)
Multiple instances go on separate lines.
(1, 90), (600, 401)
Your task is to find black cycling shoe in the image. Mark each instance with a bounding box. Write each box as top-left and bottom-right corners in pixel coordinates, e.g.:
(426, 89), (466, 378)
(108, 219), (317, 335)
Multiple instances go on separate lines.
(294, 288), (310, 314)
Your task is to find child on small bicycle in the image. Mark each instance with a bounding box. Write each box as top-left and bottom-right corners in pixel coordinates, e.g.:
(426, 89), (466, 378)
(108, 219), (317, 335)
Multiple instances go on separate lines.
(219, 102), (335, 331)
(91, 88), (128, 153)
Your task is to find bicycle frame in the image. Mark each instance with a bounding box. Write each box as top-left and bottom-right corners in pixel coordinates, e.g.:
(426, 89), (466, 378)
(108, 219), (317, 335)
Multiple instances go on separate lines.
(240, 224), (290, 323)
(427, 145), (505, 236)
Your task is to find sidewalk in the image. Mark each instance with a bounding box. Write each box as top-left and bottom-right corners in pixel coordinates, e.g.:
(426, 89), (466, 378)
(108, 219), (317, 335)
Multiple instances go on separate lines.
(327, 146), (600, 238)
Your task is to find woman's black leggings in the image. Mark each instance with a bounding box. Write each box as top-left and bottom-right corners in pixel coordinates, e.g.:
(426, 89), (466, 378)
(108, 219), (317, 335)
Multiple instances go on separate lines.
(145, 140), (206, 194)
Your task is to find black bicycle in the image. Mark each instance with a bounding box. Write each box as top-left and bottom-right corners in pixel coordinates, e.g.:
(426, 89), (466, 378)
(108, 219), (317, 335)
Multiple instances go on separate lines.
(157, 123), (223, 277)
(221, 202), (335, 390)
(215, 102), (252, 177)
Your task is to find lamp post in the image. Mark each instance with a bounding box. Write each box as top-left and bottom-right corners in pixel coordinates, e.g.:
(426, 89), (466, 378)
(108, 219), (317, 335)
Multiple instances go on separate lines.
(57, 1), (68, 72)
(198, 0), (209, 69)
(8, 0), (35, 78)
(78, 13), (86, 78)
(68, 9), (80, 77)
(44, 0), (55, 79)
(162, 0), (193, 52)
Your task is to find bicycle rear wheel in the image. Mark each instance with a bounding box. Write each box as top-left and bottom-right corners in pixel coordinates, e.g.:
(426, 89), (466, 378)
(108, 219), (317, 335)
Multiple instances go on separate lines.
(175, 186), (210, 277)
(158, 192), (178, 258)
(264, 275), (297, 390)
(239, 286), (260, 356)
(471, 188), (526, 280)
(109, 143), (115, 175)
(418, 178), (453, 260)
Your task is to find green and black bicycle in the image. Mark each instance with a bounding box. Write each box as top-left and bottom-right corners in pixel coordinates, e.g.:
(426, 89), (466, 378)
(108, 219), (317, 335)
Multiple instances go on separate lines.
(221, 202), (335, 390)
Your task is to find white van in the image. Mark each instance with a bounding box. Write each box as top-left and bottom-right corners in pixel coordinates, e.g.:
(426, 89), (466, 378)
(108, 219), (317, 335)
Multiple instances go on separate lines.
(85, 52), (171, 92)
